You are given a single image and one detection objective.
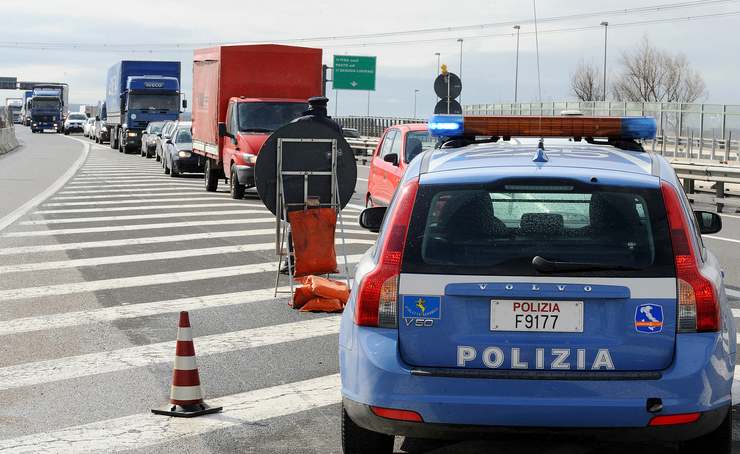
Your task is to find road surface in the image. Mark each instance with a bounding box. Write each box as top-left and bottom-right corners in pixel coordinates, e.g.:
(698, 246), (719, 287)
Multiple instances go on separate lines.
(0, 126), (739, 453)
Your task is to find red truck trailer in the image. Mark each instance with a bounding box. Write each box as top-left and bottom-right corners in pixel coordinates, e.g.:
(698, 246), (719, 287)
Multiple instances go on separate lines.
(192, 44), (323, 198)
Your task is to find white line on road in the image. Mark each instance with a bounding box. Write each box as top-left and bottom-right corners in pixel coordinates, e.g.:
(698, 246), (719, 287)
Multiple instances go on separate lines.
(728, 288), (740, 298)
(704, 235), (740, 244)
(49, 192), (217, 200)
(0, 254), (363, 301)
(2, 217), (275, 237)
(0, 140), (89, 233)
(0, 288), (288, 336)
(0, 318), (340, 392)
(0, 240), (373, 274)
(43, 196), (228, 206)
(63, 182), (201, 189)
(20, 209), (263, 225)
(0, 374), (340, 453)
(35, 202), (248, 214)
(0, 226), (375, 255)
(56, 186), (202, 195)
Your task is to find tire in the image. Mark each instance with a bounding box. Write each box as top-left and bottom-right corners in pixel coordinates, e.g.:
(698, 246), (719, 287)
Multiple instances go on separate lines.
(204, 159), (219, 192)
(64, 129), (69, 135)
(155, 146), (161, 162)
(118, 131), (124, 153)
(230, 165), (245, 199)
(341, 404), (394, 454)
(365, 194), (373, 208)
(679, 408), (732, 453)
(109, 129), (117, 149)
(170, 160), (179, 177)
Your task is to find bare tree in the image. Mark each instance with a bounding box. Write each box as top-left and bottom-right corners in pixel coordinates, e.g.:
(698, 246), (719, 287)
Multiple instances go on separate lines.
(570, 61), (603, 101)
(611, 37), (706, 103)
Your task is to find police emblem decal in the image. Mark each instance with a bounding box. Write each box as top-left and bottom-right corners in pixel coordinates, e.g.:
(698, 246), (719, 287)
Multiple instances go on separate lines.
(634, 304), (664, 333)
(403, 295), (441, 320)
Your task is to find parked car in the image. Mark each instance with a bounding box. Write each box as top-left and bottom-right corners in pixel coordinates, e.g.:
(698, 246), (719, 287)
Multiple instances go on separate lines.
(141, 121), (166, 158)
(94, 119), (110, 144)
(162, 124), (201, 177)
(83, 118), (95, 137)
(341, 115), (733, 454)
(366, 124), (432, 207)
(155, 120), (178, 162)
(63, 112), (87, 135)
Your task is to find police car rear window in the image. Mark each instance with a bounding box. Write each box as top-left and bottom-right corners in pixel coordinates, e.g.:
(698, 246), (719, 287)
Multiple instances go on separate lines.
(402, 181), (674, 277)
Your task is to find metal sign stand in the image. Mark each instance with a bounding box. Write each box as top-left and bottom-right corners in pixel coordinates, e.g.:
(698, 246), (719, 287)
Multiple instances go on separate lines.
(273, 138), (351, 298)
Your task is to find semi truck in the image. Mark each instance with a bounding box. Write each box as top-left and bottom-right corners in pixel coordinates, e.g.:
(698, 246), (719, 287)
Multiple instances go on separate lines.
(5, 98), (23, 124)
(30, 85), (68, 133)
(105, 60), (183, 153)
(21, 91), (33, 125)
(192, 44), (322, 198)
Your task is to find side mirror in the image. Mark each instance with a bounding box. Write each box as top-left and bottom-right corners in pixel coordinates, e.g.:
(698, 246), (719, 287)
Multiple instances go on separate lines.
(182, 99), (188, 109)
(695, 211), (722, 235)
(359, 206), (387, 233)
(218, 122), (227, 138)
(383, 153), (399, 166)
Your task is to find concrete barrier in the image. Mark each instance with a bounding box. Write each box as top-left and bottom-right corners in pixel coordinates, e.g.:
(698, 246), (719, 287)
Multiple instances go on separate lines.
(0, 127), (19, 155)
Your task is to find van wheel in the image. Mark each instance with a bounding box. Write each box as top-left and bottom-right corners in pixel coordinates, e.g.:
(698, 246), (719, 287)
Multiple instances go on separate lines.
(679, 407), (732, 454)
(341, 404), (393, 454)
(204, 159), (218, 192)
(230, 166), (245, 199)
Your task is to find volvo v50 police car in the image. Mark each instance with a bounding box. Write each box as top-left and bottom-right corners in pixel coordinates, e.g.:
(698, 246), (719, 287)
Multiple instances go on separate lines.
(339, 115), (734, 453)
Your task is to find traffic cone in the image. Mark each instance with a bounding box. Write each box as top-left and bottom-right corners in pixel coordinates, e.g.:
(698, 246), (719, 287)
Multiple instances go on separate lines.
(152, 311), (222, 417)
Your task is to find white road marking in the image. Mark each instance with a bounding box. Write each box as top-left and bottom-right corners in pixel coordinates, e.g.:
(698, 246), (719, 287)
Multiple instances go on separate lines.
(720, 213), (740, 220)
(0, 374), (340, 453)
(43, 196), (228, 206)
(64, 182), (201, 189)
(346, 203), (367, 211)
(0, 240), (373, 274)
(57, 187), (202, 195)
(20, 209), (263, 225)
(0, 140), (89, 233)
(0, 288), (289, 336)
(0, 318), (340, 391)
(0, 254), (363, 301)
(704, 235), (740, 244)
(356, 177), (368, 182)
(2, 217), (275, 237)
(49, 192), (218, 200)
(727, 288), (740, 298)
(35, 202), (247, 214)
(0, 227), (375, 255)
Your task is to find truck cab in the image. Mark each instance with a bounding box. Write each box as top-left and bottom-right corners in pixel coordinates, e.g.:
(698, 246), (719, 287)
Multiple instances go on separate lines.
(217, 97), (307, 197)
(30, 87), (64, 133)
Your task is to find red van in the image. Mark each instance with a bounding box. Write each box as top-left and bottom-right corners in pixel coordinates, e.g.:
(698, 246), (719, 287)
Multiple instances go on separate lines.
(366, 124), (433, 207)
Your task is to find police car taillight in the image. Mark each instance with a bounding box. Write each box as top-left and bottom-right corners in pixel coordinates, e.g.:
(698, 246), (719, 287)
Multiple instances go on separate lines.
(355, 178), (419, 328)
(661, 181), (719, 332)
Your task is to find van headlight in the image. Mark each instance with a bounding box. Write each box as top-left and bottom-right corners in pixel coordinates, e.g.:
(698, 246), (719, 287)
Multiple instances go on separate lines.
(178, 151), (192, 158)
(127, 132), (137, 137)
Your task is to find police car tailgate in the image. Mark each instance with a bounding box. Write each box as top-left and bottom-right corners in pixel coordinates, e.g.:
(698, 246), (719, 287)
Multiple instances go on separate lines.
(397, 183), (678, 372)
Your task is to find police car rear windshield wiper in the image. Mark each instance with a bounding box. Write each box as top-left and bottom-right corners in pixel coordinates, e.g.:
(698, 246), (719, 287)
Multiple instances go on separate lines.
(532, 256), (644, 273)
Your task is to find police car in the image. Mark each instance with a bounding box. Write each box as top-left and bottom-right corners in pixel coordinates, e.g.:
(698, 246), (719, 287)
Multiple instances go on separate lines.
(339, 114), (734, 453)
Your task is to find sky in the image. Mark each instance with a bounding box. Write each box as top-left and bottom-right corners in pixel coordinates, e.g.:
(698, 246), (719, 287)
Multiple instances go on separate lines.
(1, 0), (738, 117)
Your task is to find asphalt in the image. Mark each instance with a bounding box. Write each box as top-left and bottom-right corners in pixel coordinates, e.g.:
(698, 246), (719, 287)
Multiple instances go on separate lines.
(0, 128), (739, 453)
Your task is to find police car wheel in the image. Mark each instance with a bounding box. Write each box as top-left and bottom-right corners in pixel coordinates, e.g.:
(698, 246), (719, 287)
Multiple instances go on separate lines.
(678, 407), (732, 453)
(341, 404), (393, 454)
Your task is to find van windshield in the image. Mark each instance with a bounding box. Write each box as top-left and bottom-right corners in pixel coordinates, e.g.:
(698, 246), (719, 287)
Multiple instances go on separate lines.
(402, 182), (674, 277)
(237, 102), (306, 132)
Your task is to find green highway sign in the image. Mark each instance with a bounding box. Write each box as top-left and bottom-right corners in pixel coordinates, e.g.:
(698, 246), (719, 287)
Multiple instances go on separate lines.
(333, 55), (376, 91)
(0, 77), (17, 90)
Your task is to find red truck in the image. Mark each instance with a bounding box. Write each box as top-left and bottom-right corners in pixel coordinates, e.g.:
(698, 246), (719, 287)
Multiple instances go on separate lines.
(192, 44), (323, 198)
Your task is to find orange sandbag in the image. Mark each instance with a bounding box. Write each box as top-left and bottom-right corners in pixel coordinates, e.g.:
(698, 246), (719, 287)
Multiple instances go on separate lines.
(308, 276), (350, 303)
(299, 297), (344, 313)
(291, 285), (314, 309)
(287, 208), (338, 277)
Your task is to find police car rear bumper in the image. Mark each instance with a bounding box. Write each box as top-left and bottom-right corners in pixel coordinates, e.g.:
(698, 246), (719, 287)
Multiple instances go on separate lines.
(343, 398), (729, 443)
(339, 326), (734, 441)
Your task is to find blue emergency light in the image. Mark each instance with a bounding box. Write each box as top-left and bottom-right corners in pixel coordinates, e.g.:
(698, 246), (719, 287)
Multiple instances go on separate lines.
(428, 115), (657, 140)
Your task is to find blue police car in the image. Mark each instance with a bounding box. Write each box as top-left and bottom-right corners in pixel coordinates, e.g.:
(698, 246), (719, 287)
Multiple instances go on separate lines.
(339, 115), (734, 453)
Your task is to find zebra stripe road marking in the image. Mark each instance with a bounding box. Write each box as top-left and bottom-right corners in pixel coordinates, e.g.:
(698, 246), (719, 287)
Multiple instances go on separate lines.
(0, 317), (340, 391)
(49, 192), (219, 200)
(0, 227), (375, 255)
(20, 209), (263, 225)
(63, 182), (202, 189)
(43, 196), (230, 206)
(56, 187), (202, 195)
(0, 240), (373, 274)
(0, 374), (340, 453)
(0, 254), (363, 301)
(35, 202), (249, 214)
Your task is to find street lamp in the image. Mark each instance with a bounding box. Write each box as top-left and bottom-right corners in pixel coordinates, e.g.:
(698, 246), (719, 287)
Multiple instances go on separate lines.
(457, 38), (464, 104)
(600, 21), (609, 102)
(413, 89), (420, 119)
(434, 52), (441, 76)
(513, 25), (521, 104)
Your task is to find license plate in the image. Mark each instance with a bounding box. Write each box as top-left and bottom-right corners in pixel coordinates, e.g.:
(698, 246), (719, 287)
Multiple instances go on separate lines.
(491, 300), (583, 333)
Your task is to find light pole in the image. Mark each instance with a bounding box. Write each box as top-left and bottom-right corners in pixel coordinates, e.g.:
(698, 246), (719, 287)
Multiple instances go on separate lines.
(513, 25), (521, 104)
(600, 21), (609, 102)
(413, 89), (420, 119)
(457, 38), (463, 104)
(434, 52), (441, 76)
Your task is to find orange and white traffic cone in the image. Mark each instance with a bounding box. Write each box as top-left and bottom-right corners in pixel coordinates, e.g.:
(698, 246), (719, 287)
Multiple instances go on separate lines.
(152, 311), (222, 417)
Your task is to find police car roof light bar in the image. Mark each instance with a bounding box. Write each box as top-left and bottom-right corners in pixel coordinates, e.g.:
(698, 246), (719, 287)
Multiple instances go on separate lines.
(428, 115), (657, 140)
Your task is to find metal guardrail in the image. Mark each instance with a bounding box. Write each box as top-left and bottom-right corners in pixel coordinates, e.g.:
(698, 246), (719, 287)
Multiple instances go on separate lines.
(668, 161), (740, 213)
(345, 137), (379, 164)
(335, 116), (425, 138)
